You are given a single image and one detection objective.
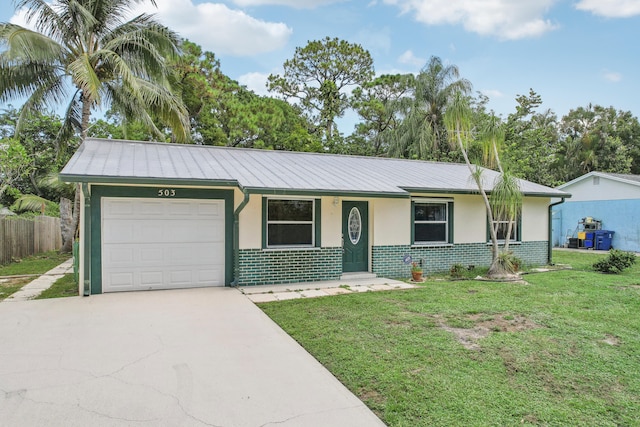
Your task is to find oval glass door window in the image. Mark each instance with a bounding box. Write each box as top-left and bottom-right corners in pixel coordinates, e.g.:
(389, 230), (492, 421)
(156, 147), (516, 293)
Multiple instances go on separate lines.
(348, 207), (362, 245)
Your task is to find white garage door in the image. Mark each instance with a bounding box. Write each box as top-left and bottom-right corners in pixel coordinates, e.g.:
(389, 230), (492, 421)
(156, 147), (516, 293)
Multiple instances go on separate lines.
(102, 197), (225, 292)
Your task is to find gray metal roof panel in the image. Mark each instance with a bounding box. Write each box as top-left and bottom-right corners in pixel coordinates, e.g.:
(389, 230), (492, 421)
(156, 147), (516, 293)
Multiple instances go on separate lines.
(59, 138), (569, 197)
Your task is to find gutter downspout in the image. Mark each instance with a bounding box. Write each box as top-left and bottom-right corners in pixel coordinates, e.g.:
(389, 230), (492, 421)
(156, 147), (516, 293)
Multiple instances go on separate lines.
(81, 183), (91, 296)
(548, 198), (566, 265)
(231, 187), (250, 286)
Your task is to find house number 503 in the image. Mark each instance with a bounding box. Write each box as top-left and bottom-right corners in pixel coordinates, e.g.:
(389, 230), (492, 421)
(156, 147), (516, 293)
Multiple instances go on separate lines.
(158, 189), (176, 197)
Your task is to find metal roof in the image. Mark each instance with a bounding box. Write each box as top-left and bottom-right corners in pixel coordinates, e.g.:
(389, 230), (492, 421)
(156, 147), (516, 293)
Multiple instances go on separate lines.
(60, 138), (569, 197)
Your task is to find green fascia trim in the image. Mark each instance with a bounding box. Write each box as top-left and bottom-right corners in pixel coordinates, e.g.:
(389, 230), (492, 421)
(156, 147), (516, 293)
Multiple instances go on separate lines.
(59, 174), (239, 188)
(315, 199), (322, 248)
(261, 197), (267, 249)
(245, 187), (409, 199)
(401, 187), (566, 198)
(448, 201), (454, 244)
(89, 185), (234, 294)
(81, 183), (91, 297)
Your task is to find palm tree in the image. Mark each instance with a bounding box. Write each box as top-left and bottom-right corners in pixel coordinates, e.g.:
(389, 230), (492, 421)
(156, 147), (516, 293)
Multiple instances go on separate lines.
(444, 92), (522, 278)
(390, 56), (471, 160)
(0, 0), (190, 252)
(0, 0), (189, 141)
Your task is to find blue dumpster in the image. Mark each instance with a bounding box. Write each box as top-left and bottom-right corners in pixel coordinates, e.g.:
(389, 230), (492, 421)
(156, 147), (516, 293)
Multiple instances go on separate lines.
(595, 230), (615, 250)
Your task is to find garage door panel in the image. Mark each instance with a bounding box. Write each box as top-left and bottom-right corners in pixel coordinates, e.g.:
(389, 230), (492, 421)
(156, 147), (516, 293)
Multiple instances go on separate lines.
(106, 200), (135, 216)
(198, 202), (220, 216)
(109, 272), (135, 289)
(102, 197), (225, 292)
(139, 247), (164, 263)
(140, 271), (163, 286)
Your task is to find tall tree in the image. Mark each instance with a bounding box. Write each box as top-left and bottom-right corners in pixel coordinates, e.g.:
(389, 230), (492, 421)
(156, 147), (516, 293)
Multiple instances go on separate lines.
(502, 89), (560, 186)
(556, 104), (637, 181)
(0, 138), (32, 203)
(350, 73), (414, 156)
(390, 56), (471, 160)
(267, 37), (374, 148)
(0, 107), (72, 201)
(0, 0), (190, 252)
(0, 0), (189, 142)
(172, 40), (321, 151)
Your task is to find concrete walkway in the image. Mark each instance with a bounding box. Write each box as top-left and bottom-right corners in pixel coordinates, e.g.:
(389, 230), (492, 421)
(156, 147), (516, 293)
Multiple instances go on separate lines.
(3, 258), (73, 302)
(240, 277), (415, 303)
(0, 287), (385, 426)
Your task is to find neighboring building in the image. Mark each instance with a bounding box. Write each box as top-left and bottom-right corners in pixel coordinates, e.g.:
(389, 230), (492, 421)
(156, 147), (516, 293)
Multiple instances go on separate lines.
(60, 138), (568, 295)
(552, 172), (640, 252)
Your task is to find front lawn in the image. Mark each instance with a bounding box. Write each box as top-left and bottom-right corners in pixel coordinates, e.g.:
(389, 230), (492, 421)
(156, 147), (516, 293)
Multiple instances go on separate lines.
(36, 274), (78, 299)
(260, 250), (640, 426)
(0, 250), (71, 276)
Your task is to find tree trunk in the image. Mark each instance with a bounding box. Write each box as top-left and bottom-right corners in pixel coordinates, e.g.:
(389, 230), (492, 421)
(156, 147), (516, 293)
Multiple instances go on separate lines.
(454, 126), (501, 276)
(59, 197), (74, 253)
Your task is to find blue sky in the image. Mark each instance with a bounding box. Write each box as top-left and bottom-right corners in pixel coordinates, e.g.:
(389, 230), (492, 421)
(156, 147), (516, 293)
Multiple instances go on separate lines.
(2, 0), (639, 133)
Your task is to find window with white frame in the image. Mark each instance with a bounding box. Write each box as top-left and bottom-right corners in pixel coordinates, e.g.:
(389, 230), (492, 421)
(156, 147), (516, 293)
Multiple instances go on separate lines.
(413, 199), (452, 244)
(489, 217), (521, 242)
(266, 198), (315, 247)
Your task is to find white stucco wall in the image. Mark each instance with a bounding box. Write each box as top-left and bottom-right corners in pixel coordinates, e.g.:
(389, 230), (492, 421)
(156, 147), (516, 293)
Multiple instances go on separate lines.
(371, 198), (410, 246)
(321, 197), (342, 247)
(238, 194), (262, 249)
(236, 192), (551, 250)
(451, 194), (485, 244)
(521, 197), (550, 241)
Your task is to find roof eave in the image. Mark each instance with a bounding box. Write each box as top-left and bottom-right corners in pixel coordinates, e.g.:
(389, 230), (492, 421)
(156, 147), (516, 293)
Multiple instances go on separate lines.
(401, 187), (570, 198)
(244, 187), (410, 198)
(58, 174), (240, 188)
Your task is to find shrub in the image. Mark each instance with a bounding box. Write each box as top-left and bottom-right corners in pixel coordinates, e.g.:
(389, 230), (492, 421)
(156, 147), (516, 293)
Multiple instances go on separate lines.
(593, 249), (637, 274)
(496, 251), (522, 274)
(449, 263), (465, 278)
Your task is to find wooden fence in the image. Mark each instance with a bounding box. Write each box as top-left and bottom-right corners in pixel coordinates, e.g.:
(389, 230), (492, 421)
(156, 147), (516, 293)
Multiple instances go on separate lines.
(0, 216), (62, 265)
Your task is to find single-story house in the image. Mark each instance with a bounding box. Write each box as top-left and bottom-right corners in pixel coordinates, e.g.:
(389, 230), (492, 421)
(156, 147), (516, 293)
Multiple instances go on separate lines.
(60, 138), (569, 295)
(552, 171), (640, 252)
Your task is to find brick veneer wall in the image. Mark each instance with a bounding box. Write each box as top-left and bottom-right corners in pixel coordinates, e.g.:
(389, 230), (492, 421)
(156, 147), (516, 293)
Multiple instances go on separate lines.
(237, 241), (548, 285)
(372, 241), (548, 278)
(238, 247), (342, 285)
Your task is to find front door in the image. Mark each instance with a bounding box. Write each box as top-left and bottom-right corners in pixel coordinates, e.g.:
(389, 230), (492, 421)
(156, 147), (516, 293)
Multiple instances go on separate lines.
(342, 201), (368, 272)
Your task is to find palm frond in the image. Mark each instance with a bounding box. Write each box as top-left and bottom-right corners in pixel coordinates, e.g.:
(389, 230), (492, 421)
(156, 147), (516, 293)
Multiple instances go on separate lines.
(10, 193), (49, 213)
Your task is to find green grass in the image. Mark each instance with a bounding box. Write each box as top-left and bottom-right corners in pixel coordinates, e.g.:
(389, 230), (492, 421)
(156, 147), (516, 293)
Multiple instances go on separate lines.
(36, 274), (78, 299)
(261, 250), (640, 426)
(0, 250), (71, 276)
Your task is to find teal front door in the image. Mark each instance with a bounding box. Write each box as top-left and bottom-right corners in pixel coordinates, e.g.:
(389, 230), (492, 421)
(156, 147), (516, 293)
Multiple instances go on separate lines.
(342, 201), (368, 272)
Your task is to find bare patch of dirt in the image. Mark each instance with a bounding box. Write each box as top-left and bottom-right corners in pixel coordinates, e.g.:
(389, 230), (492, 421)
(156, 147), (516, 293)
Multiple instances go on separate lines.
(435, 313), (542, 350)
(617, 284), (640, 290)
(601, 334), (620, 346)
(360, 389), (385, 405)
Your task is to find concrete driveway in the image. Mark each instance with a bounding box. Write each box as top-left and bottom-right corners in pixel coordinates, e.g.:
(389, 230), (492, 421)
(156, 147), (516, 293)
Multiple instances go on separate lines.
(0, 288), (384, 426)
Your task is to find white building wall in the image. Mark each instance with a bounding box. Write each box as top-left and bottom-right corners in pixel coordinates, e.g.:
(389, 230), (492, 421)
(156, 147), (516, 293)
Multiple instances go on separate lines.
(371, 198), (410, 246)
(561, 176), (640, 202)
(521, 197), (550, 241)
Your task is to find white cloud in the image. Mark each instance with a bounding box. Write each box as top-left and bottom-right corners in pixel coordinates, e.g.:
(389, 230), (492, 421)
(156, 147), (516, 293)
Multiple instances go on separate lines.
(603, 71), (623, 82)
(232, 0), (345, 7)
(397, 50), (425, 67)
(9, 7), (34, 28)
(383, 0), (559, 39)
(480, 89), (504, 99)
(11, 0), (292, 56)
(238, 72), (271, 95)
(147, 0), (293, 56)
(575, 0), (640, 17)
